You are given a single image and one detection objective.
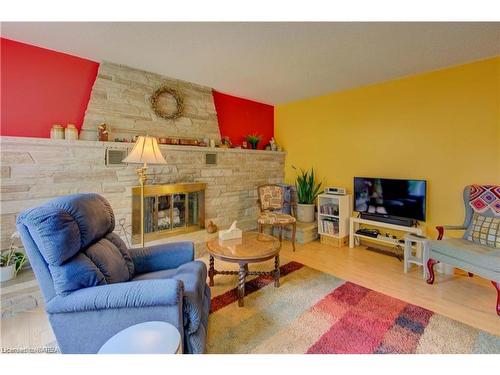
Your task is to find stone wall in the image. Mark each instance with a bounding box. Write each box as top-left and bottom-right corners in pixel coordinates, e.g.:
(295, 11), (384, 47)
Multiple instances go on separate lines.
(0, 136), (285, 249)
(81, 62), (221, 142)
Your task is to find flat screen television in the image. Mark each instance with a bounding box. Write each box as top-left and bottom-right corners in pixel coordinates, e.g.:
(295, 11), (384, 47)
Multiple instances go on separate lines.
(354, 177), (427, 222)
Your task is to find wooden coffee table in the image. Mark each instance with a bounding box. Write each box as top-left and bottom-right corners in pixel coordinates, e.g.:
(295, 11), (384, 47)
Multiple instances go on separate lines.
(206, 231), (280, 307)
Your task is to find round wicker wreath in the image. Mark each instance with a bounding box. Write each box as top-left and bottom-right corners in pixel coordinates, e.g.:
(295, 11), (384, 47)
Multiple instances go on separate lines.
(150, 86), (184, 120)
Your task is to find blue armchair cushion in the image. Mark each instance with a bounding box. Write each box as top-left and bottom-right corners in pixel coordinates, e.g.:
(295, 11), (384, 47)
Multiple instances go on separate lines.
(84, 234), (134, 283)
(430, 238), (500, 273)
(17, 193), (115, 265)
(17, 194), (135, 296)
(49, 233), (135, 296)
(49, 253), (107, 295)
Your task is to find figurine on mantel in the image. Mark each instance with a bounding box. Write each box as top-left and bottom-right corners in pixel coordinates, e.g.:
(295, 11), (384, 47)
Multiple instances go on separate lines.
(206, 220), (218, 234)
(269, 137), (277, 151)
(98, 123), (108, 142)
(219, 136), (232, 148)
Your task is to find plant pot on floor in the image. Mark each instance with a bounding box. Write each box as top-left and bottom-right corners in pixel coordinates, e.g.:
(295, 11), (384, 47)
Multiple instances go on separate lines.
(296, 203), (315, 223)
(0, 264), (15, 283)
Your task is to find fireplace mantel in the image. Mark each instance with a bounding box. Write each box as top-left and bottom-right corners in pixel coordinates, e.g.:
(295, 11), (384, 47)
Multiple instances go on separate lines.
(0, 136), (286, 155)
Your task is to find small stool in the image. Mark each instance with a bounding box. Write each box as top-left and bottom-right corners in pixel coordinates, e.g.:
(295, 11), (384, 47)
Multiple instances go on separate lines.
(98, 321), (181, 354)
(403, 233), (429, 279)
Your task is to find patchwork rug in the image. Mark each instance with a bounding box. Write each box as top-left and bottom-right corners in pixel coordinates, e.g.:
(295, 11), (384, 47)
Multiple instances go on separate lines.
(206, 261), (500, 354)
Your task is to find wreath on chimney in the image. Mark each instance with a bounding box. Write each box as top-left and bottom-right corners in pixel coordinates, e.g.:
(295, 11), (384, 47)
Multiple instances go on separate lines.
(150, 86), (184, 120)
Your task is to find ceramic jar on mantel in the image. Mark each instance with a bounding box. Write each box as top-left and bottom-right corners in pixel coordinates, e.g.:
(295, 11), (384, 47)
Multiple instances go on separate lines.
(65, 124), (79, 140)
(50, 124), (65, 140)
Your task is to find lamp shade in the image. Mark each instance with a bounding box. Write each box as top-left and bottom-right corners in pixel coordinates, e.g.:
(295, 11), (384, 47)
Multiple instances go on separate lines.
(122, 136), (167, 165)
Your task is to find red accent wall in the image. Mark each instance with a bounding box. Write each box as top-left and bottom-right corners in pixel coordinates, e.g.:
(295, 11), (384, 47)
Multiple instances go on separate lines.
(1, 38), (99, 138)
(213, 90), (274, 149)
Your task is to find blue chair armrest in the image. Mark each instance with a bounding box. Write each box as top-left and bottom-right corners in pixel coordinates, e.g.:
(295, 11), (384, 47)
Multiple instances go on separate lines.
(436, 225), (468, 240)
(46, 279), (182, 314)
(441, 225), (468, 230)
(130, 241), (195, 273)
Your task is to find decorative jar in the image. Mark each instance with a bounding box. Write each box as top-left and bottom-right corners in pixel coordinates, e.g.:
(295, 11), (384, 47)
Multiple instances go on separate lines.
(50, 124), (65, 140)
(65, 124), (79, 140)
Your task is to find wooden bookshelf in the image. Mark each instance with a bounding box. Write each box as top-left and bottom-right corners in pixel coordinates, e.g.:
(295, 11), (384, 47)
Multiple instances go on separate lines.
(317, 193), (352, 247)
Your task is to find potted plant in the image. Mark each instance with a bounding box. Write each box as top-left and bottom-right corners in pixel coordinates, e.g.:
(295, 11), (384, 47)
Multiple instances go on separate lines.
(245, 134), (262, 149)
(294, 167), (322, 223)
(1, 232), (28, 283)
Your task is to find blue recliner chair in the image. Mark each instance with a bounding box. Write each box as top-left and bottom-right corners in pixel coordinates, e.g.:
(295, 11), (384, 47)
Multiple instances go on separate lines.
(16, 193), (211, 353)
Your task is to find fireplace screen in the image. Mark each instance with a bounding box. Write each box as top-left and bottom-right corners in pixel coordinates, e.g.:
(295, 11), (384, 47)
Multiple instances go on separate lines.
(132, 183), (206, 244)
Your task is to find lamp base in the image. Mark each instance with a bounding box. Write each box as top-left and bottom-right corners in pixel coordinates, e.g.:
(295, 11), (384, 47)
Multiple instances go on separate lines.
(137, 166), (148, 248)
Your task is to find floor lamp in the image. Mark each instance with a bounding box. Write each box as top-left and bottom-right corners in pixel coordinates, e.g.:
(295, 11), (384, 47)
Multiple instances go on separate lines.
(123, 135), (167, 247)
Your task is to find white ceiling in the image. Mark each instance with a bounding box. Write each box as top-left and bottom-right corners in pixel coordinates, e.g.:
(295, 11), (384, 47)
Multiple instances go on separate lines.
(2, 22), (499, 104)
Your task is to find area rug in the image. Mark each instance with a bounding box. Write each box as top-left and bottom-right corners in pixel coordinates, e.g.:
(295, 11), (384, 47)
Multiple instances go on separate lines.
(206, 261), (500, 354)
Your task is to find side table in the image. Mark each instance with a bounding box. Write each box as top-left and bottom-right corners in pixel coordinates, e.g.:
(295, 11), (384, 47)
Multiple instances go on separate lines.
(206, 232), (280, 307)
(404, 233), (430, 279)
(98, 321), (181, 354)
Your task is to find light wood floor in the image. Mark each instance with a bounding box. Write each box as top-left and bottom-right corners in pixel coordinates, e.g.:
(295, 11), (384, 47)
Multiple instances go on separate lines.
(1, 240), (499, 350)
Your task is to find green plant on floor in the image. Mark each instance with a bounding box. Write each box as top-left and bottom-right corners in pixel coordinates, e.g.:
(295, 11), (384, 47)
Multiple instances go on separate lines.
(0, 232), (27, 277)
(294, 167), (322, 204)
(245, 133), (262, 149)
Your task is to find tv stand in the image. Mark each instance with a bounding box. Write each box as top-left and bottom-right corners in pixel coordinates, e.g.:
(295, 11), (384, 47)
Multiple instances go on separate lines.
(349, 217), (424, 250)
(359, 213), (415, 227)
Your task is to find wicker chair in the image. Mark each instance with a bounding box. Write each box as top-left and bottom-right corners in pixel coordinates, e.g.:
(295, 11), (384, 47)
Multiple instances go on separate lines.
(257, 184), (297, 251)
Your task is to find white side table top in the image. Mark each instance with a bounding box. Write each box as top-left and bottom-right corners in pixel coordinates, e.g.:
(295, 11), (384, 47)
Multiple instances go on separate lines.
(98, 321), (181, 354)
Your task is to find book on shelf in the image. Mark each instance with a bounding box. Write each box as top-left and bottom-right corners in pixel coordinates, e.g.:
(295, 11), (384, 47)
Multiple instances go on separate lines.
(320, 217), (339, 235)
(319, 203), (339, 216)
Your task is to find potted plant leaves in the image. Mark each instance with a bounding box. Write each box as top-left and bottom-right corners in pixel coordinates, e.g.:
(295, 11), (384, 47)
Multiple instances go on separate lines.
(294, 167), (322, 223)
(245, 134), (262, 149)
(0, 232), (28, 283)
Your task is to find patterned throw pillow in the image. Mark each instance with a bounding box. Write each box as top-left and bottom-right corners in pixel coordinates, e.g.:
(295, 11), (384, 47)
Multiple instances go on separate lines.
(466, 213), (500, 248)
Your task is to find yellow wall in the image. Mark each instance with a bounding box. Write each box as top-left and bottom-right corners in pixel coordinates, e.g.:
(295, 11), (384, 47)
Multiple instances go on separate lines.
(275, 57), (500, 237)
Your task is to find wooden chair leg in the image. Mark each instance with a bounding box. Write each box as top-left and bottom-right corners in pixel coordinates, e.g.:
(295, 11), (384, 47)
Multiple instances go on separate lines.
(426, 259), (438, 284)
(492, 281), (500, 317)
(291, 222), (296, 252)
(258, 224), (263, 233)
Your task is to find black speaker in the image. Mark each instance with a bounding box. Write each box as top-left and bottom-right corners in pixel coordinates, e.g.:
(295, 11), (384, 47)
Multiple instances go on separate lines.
(360, 213), (414, 227)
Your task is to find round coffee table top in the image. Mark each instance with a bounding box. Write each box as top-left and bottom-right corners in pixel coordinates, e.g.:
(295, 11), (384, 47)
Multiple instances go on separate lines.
(206, 231), (279, 263)
(98, 321), (181, 354)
